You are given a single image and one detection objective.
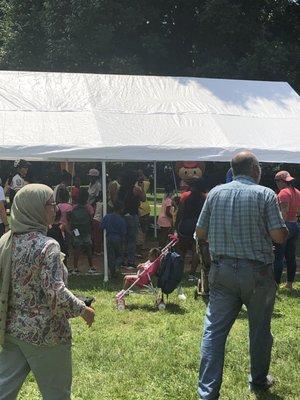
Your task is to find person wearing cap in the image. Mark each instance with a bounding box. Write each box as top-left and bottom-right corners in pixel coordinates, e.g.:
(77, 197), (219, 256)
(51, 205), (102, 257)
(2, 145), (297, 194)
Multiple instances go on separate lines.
(87, 169), (102, 206)
(274, 170), (300, 290)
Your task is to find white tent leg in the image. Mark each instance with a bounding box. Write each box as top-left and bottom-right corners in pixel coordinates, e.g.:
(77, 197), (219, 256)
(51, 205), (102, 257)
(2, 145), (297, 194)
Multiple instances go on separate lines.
(154, 161), (157, 239)
(171, 162), (178, 195)
(102, 161), (108, 282)
(70, 161), (74, 191)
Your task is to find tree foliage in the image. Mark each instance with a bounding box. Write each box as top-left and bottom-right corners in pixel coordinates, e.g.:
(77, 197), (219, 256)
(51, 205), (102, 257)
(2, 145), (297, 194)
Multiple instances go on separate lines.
(0, 0), (298, 91)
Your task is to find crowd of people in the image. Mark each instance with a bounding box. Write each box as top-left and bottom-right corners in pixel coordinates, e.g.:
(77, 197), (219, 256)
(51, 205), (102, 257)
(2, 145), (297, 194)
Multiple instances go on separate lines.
(0, 162), (155, 278)
(0, 159), (299, 287)
(0, 153), (299, 399)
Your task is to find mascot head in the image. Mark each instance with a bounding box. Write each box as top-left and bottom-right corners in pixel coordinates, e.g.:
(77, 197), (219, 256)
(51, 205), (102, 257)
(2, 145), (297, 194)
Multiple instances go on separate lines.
(176, 161), (205, 181)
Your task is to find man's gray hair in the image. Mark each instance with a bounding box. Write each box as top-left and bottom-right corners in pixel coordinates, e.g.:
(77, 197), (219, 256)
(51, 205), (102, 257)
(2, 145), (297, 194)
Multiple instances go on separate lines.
(231, 152), (259, 177)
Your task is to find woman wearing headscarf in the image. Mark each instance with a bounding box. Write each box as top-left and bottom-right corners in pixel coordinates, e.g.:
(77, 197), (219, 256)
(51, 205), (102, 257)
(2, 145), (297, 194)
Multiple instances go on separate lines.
(0, 184), (95, 400)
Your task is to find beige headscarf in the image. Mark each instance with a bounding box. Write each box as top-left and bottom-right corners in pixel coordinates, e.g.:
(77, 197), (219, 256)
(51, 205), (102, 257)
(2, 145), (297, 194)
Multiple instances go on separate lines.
(0, 183), (53, 345)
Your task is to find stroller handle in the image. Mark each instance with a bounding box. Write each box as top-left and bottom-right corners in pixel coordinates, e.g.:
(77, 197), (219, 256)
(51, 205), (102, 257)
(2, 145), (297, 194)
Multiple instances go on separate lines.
(160, 234), (179, 255)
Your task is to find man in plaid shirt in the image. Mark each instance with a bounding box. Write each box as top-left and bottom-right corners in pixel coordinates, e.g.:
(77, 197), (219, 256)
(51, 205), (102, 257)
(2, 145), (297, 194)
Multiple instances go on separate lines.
(196, 151), (288, 400)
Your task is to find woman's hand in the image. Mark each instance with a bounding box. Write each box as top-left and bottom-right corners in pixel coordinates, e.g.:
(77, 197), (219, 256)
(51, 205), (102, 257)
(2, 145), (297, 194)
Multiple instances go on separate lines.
(81, 306), (95, 327)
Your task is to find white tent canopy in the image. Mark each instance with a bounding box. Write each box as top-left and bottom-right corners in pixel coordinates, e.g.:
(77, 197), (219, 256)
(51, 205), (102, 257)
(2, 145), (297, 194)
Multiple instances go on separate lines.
(0, 70), (299, 163)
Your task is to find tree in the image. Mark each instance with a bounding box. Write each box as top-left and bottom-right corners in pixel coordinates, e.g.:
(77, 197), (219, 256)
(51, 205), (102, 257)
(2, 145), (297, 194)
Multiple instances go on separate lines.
(0, 1), (47, 70)
(0, 0), (298, 91)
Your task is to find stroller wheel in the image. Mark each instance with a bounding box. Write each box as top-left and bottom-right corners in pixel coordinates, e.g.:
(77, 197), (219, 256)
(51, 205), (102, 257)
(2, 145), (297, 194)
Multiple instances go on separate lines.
(158, 302), (166, 311)
(156, 300), (166, 311)
(116, 299), (126, 311)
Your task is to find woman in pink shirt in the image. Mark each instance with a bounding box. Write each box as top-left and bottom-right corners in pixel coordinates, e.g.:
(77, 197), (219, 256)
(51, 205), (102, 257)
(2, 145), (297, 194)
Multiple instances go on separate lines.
(274, 171), (300, 290)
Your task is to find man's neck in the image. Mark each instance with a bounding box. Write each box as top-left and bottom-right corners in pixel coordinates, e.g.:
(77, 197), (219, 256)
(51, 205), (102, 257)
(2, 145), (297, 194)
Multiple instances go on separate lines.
(234, 175), (256, 183)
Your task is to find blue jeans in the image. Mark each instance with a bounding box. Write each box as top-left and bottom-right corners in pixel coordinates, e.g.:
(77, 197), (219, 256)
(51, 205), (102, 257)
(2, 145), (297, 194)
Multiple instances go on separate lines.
(274, 221), (299, 284)
(198, 258), (276, 400)
(124, 214), (139, 265)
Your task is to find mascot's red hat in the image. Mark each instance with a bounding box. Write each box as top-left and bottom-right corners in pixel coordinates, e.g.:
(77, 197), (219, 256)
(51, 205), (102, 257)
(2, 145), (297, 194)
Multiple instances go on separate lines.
(175, 161), (205, 173)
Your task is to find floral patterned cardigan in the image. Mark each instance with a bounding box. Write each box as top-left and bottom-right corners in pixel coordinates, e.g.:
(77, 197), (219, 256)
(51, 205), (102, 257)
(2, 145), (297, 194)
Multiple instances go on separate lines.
(6, 231), (86, 346)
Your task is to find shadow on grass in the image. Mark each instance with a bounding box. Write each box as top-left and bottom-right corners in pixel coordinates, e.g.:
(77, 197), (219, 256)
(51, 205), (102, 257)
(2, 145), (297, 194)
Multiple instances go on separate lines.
(194, 294), (210, 306)
(271, 309), (284, 319)
(253, 391), (284, 400)
(278, 288), (300, 298)
(181, 279), (199, 289)
(69, 274), (200, 295)
(127, 302), (186, 314)
(69, 275), (122, 292)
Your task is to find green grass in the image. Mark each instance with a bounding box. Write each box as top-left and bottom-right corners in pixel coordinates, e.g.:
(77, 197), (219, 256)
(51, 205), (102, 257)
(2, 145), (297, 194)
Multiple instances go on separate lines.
(148, 193), (163, 217)
(18, 275), (299, 400)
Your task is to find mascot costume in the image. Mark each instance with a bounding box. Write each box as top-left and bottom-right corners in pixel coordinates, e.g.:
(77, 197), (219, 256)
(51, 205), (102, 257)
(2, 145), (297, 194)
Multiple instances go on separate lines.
(175, 161), (210, 296)
(175, 161), (205, 192)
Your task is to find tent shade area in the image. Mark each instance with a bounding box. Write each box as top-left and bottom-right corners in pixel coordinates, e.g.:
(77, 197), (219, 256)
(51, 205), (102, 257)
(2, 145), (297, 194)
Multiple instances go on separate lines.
(0, 70), (299, 163)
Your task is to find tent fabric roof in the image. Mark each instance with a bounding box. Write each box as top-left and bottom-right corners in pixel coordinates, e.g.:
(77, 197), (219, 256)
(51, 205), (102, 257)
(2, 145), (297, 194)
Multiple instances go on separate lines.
(0, 70), (299, 162)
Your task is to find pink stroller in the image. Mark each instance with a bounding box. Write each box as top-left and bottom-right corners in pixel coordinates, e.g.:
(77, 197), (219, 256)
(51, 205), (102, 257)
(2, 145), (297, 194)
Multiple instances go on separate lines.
(116, 235), (179, 310)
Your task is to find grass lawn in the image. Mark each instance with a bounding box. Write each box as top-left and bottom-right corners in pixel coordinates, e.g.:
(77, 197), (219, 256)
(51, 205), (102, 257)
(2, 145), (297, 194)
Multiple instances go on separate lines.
(18, 275), (299, 400)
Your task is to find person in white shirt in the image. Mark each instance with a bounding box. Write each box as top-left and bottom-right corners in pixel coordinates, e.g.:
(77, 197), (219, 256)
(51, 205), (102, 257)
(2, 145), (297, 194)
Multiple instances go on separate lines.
(4, 160), (30, 205)
(11, 160), (30, 192)
(87, 169), (101, 206)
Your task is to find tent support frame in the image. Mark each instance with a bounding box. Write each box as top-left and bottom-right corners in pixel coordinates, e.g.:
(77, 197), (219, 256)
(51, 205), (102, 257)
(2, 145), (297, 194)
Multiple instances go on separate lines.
(102, 161), (109, 282)
(153, 161), (157, 238)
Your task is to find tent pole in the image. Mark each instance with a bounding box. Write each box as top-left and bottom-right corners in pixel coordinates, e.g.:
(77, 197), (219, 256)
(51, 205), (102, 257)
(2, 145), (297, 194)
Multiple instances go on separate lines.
(171, 162), (178, 195)
(154, 161), (157, 239)
(70, 162), (74, 191)
(102, 161), (108, 282)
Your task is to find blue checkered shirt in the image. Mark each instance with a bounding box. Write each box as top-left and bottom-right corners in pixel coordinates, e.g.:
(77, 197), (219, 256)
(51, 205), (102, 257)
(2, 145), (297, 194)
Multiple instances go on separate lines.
(197, 176), (286, 264)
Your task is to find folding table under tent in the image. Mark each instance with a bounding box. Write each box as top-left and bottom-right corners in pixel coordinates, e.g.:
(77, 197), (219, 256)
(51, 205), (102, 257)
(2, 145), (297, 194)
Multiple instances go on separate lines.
(0, 70), (299, 280)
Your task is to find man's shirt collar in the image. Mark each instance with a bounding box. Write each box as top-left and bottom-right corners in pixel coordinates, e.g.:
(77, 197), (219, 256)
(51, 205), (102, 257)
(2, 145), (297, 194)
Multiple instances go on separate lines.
(233, 175), (256, 184)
